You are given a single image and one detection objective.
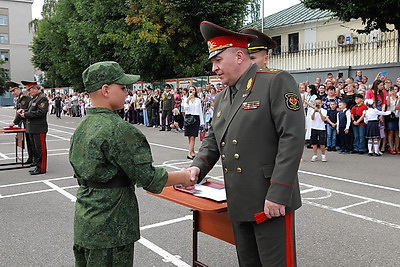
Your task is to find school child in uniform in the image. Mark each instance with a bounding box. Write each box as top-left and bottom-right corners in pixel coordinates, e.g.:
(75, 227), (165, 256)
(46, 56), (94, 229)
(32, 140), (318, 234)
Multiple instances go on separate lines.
(336, 100), (352, 154)
(364, 99), (391, 156)
(310, 98), (328, 162)
(351, 94), (368, 154)
(325, 100), (338, 151)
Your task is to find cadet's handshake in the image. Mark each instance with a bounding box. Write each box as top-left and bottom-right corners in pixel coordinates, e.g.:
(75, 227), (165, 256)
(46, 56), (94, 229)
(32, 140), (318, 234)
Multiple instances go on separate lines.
(165, 168), (197, 187)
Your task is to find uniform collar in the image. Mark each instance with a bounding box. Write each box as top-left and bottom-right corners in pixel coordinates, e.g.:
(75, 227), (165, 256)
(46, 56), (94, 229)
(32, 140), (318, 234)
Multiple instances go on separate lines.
(233, 64), (255, 90)
(86, 107), (115, 114)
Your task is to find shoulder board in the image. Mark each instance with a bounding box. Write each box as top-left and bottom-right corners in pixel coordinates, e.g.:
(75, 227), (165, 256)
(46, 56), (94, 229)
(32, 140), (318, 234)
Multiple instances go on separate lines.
(257, 68), (282, 74)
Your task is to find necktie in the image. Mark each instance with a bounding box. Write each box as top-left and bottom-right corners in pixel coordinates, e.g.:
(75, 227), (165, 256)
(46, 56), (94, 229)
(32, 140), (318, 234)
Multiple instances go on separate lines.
(230, 86), (238, 103)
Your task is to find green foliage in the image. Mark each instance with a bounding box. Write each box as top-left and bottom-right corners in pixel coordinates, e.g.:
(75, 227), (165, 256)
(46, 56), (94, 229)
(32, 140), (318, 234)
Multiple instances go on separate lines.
(0, 59), (10, 95)
(31, 0), (252, 90)
(302, 0), (400, 33)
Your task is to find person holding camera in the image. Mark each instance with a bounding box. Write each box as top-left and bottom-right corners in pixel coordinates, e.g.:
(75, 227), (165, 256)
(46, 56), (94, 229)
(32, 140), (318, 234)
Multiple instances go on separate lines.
(310, 98), (328, 162)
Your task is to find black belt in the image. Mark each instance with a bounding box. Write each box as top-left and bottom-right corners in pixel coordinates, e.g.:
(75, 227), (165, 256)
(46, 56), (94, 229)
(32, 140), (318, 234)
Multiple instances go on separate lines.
(75, 175), (132, 189)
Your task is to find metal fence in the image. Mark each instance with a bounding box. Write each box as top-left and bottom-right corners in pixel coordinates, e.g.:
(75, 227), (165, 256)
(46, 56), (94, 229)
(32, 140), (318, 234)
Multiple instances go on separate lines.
(268, 31), (400, 71)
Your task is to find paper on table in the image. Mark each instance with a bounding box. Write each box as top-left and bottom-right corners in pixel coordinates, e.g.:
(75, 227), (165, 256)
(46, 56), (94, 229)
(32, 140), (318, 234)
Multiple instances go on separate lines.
(192, 184), (227, 202)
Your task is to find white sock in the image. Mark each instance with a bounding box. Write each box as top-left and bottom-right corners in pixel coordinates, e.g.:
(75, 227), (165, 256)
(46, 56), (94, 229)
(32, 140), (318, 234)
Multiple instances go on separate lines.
(368, 140), (373, 153)
(374, 141), (379, 153)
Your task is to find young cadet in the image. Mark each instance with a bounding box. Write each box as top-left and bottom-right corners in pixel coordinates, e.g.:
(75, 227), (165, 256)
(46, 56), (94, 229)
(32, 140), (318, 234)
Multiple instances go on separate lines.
(188, 22), (304, 266)
(6, 81), (33, 164)
(240, 28), (277, 69)
(18, 81), (49, 175)
(69, 61), (195, 267)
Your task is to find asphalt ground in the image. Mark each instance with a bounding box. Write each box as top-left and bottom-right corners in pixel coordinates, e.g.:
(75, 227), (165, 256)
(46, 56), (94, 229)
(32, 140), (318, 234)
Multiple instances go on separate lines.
(0, 107), (399, 267)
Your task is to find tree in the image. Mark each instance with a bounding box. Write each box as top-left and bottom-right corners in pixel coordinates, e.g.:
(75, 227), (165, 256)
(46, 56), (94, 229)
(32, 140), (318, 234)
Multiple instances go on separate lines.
(301, 0), (400, 33)
(0, 59), (10, 95)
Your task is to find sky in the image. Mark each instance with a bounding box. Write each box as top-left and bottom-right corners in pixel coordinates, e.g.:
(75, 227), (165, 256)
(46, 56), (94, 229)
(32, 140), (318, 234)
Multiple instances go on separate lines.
(31, 0), (301, 19)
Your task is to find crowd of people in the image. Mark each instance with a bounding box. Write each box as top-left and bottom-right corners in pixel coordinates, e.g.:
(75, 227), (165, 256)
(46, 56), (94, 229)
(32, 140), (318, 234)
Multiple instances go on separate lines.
(301, 70), (400, 161)
(43, 69), (400, 162)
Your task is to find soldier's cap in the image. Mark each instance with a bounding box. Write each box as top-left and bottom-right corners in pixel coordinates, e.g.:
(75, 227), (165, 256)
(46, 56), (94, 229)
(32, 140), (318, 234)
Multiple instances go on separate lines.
(82, 61), (140, 93)
(5, 81), (20, 92)
(21, 81), (38, 90)
(200, 21), (257, 59)
(240, 28), (277, 53)
(354, 93), (364, 99)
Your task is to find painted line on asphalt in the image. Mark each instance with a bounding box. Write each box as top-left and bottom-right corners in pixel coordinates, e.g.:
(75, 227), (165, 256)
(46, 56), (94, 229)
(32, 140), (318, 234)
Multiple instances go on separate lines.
(140, 215), (193, 231)
(0, 152), (10, 159)
(138, 237), (190, 267)
(47, 133), (70, 141)
(42, 180), (76, 202)
(336, 200), (372, 211)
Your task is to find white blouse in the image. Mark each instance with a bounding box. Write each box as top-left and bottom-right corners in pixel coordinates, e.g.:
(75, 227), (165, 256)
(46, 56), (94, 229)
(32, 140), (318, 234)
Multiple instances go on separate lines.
(363, 108), (391, 123)
(183, 97), (204, 125)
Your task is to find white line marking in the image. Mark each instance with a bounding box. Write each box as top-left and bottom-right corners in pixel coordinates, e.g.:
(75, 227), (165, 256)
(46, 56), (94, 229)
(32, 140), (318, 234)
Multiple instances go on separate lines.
(0, 152), (10, 159)
(337, 200), (372, 211)
(42, 180), (77, 202)
(138, 237), (190, 267)
(299, 170), (400, 193)
(304, 200), (400, 230)
(0, 176), (73, 188)
(47, 133), (70, 141)
(0, 188), (55, 199)
(300, 187), (320, 194)
(149, 143), (190, 152)
(140, 215), (193, 231)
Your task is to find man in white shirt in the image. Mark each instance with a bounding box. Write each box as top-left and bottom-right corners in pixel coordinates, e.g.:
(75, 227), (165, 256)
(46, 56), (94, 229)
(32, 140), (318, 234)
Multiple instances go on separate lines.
(310, 98), (328, 162)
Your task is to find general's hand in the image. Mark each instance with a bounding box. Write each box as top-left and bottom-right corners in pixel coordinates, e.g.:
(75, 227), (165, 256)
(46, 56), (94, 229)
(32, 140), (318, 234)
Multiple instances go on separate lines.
(8, 122), (15, 127)
(264, 200), (286, 219)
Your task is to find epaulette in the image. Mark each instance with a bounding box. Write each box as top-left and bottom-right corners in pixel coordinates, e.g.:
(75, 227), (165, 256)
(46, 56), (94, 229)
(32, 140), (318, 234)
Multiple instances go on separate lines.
(256, 68), (282, 74)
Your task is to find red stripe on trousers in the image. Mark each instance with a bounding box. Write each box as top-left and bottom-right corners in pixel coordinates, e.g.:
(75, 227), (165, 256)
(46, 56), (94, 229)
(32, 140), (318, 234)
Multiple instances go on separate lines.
(285, 212), (294, 267)
(40, 133), (47, 173)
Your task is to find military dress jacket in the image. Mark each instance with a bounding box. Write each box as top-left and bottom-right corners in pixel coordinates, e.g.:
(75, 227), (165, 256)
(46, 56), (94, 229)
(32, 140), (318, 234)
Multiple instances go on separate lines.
(192, 64), (305, 222)
(24, 93), (49, 134)
(161, 92), (174, 111)
(13, 93), (31, 125)
(69, 108), (168, 249)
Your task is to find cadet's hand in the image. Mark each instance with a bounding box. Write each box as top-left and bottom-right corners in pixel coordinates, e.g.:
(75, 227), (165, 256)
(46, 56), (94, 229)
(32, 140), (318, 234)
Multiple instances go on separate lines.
(264, 200), (286, 219)
(180, 168), (196, 187)
(180, 166), (200, 190)
(8, 122), (15, 128)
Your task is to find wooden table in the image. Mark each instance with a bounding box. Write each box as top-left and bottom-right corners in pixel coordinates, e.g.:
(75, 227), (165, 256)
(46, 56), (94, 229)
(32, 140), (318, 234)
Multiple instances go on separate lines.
(0, 127), (30, 170)
(149, 183), (235, 267)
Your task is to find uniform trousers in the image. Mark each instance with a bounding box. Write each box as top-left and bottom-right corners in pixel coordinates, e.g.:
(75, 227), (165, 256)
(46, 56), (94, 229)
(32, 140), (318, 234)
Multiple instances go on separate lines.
(231, 212), (296, 267)
(28, 132), (47, 173)
(161, 110), (172, 129)
(73, 243), (134, 267)
(24, 128), (34, 163)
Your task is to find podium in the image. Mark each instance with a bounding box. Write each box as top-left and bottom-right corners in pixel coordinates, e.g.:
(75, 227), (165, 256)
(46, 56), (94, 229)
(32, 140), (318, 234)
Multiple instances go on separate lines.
(0, 127), (30, 170)
(149, 183), (235, 267)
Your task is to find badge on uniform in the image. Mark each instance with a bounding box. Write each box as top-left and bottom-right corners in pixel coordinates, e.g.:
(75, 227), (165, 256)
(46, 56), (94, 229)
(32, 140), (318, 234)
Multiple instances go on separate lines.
(242, 101), (260, 110)
(40, 103), (45, 108)
(284, 93), (301, 111)
(21, 101), (25, 105)
(217, 111), (221, 118)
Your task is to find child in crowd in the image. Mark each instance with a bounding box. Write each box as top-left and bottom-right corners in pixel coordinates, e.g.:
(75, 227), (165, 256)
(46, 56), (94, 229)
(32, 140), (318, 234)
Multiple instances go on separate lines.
(325, 100), (338, 151)
(351, 94), (368, 154)
(336, 100), (351, 154)
(364, 99), (391, 156)
(310, 98), (327, 162)
(123, 100), (130, 121)
(70, 61), (195, 267)
(204, 101), (214, 130)
(170, 108), (184, 132)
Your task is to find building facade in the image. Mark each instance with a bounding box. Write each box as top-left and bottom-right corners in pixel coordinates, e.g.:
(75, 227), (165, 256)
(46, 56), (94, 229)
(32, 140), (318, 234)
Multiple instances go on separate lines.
(0, 0), (34, 106)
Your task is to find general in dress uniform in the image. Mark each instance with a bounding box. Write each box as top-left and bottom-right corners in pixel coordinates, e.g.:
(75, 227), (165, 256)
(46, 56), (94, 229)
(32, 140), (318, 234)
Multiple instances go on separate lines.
(5, 81), (34, 164)
(190, 21), (305, 266)
(19, 81), (49, 175)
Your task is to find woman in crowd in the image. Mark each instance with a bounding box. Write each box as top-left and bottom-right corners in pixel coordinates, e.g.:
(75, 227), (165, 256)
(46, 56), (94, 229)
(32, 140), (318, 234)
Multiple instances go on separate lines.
(304, 84), (318, 145)
(183, 85), (204, 159)
(385, 85), (399, 154)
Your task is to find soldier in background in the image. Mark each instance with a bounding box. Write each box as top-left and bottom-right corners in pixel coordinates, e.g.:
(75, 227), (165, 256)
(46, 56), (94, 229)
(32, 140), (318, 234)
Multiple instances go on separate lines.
(17, 81), (49, 175)
(240, 28), (277, 69)
(6, 81), (34, 165)
(160, 84), (174, 131)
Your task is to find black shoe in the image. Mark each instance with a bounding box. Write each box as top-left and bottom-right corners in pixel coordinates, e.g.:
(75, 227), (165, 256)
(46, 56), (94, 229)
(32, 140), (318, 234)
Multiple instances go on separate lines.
(159, 128), (165, 131)
(368, 153), (374, 156)
(186, 155), (195, 160)
(373, 153), (380, 157)
(327, 147), (332, 152)
(29, 168), (44, 175)
(358, 151), (365, 154)
(350, 150), (358, 154)
(332, 148), (337, 151)
(167, 128), (171, 131)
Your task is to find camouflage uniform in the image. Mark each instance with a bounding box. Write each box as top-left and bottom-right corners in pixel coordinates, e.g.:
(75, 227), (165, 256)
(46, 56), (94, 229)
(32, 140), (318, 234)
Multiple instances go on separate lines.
(70, 107), (168, 266)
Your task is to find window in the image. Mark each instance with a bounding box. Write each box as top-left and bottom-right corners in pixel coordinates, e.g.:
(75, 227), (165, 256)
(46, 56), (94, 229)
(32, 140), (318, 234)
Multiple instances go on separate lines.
(0, 34), (8, 44)
(0, 51), (9, 61)
(272, 36), (281, 55)
(288, 33), (299, 53)
(0, 15), (8, 26)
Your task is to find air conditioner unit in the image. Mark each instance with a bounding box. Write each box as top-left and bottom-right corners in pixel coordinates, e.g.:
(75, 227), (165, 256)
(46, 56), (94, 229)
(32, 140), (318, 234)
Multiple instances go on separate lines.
(337, 33), (356, 46)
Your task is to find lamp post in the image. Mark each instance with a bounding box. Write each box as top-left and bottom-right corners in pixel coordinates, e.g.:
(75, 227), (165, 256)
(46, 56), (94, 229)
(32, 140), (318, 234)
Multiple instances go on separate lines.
(261, 0), (264, 32)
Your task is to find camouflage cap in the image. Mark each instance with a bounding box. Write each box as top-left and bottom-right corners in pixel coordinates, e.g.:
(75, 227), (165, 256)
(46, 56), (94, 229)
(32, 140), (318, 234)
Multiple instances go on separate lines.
(82, 61), (140, 93)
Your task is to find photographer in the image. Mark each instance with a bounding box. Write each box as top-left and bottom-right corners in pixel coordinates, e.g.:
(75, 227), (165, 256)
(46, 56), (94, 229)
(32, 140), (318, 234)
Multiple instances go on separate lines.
(310, 98), (328, 162)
